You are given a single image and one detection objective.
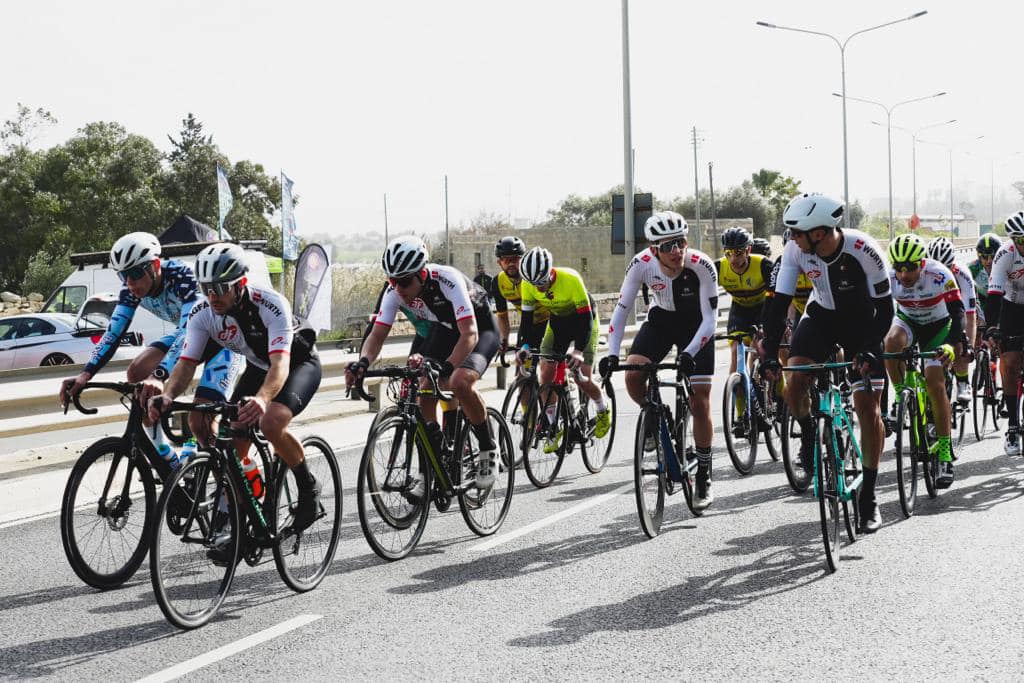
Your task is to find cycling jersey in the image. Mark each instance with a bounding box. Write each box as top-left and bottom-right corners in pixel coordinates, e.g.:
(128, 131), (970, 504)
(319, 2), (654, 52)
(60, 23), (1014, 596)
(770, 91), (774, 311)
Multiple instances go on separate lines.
(890, 260), (961, 325)
(774, 229), (891, 311)
(949, 262), (976, 314)
(84, 259), (197, 376)
(767, 259), (812, 314)
(374, 264), (490, 337)
(520, 267), (593, 319)
(490, 271), (550, 323)
(607, 247), (718, 358)
(181, 285), (316, 370)
(986, 242), (1024, 304)
(716, 254), (773, 308)
(968, 259), (990, 303)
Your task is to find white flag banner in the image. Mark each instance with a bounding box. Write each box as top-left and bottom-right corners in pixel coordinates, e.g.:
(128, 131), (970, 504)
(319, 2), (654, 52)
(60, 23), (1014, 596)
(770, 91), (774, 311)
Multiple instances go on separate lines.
(282, 172), (299, 260)
(216, 164), (233, 238)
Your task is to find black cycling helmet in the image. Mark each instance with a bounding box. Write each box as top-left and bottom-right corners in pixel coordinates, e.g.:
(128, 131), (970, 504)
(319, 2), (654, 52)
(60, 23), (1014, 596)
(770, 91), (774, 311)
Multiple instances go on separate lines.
(751, 237), (771, 258)
(494, 235), (526, 258)
(976, 233), (1002, 256)
(721, 226), (752, 250)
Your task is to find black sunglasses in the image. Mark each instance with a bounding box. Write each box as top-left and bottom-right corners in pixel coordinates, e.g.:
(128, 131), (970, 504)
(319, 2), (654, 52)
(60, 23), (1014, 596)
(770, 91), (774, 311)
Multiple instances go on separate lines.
(892, 262), (920, 273)
(389, 274), (417, 288)
(202, 281), (237, 296)
(657, 238), (686, 254)
(117, 264), (150, 283)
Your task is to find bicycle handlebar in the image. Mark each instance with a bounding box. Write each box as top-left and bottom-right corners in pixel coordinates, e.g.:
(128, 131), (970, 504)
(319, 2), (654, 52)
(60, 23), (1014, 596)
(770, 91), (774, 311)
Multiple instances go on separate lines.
(349, 362), (455, 404)
(64, 381), (141, 416)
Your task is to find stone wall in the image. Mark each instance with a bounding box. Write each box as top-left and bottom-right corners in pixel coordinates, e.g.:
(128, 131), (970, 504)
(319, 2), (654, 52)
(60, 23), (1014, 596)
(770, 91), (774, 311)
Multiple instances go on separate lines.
(0, 292), (44, 318)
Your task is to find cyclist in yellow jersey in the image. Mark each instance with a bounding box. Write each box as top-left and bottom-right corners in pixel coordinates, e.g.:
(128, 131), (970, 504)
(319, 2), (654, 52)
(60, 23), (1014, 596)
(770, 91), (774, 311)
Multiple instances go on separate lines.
(764, 229), (812, 368)
(716, 227), (774, 375)
(490, 236), (550, 352)
(516, 247), (610, 445)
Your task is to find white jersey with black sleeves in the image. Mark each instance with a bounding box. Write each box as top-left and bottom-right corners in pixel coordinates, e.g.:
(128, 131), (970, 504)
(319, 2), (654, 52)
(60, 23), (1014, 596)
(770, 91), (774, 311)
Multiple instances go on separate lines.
(607, 247), (718, 357)
(987, 241), (1024, 305)
(950, 262), (976, 314)
(890, 260), (961, 325)
(774, 229), (890, 314)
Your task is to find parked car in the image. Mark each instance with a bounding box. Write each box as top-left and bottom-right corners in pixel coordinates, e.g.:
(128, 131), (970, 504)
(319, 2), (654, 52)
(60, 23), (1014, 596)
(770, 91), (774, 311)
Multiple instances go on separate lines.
(0, 294), (143, 371)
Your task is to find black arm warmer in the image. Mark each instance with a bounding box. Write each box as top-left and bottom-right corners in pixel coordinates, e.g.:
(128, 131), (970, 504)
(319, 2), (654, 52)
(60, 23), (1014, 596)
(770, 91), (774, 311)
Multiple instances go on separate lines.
(569, 311), (593, 350)
(869, 295), (895, 348)
(984, 291), (1003, 329)
(518, 309), (535, 348)
(763, 293), (793, 357)
(946, 298), (965, 344)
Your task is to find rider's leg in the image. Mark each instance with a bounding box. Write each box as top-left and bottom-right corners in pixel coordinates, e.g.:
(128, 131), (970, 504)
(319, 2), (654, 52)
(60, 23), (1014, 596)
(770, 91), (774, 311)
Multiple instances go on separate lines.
(924, 364), (952, 439)
(1001, 350), (1022, 429)
(884, 322), (911, 389)
(624, 355), (652, 405)
(128, 347), (168, 447)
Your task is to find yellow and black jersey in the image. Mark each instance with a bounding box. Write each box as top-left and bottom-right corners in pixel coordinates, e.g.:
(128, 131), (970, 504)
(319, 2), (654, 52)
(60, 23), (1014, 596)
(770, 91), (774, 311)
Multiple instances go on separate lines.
(766, 258), (812, 314)
(716, 254), (774, 309)
(490, 271), (550, 323)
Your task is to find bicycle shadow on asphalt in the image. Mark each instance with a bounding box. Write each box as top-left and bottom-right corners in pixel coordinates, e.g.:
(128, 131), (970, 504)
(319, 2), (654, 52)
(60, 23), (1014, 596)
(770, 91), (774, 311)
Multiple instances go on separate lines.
(898, 452), (1024, 517)
(0, 582), (105, 613)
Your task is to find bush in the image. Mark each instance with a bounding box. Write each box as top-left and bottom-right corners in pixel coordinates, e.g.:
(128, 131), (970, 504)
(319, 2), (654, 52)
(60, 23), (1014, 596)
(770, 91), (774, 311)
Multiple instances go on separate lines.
(21, 249), (72, 299)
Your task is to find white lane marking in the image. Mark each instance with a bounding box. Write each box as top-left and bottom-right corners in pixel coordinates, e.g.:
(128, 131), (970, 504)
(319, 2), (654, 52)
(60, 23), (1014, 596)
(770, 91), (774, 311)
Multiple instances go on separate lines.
(0, 509), (60, 530)
(470, 483), (632, 552)
(135, 614), (323, 683)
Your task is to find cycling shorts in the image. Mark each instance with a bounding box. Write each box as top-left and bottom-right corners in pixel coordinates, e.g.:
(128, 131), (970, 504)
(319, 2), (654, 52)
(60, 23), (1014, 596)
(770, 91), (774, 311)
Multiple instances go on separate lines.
(540, 311), (600, 366)
(726, 304), (761, 340)
(629, 307), (715, 383)
(418, 309), (501, 377)
(789, 312), (884, 393)
(892, 313), (953, 369)
(999, 299), (1024, 352)
(231, 353), (322, 416)
(152, 335), (243, 402)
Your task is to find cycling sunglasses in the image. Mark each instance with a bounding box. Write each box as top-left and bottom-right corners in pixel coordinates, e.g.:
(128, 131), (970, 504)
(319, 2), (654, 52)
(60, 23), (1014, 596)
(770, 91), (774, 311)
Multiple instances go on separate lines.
(724, 248), (748, 257)
(201, 281), (237, 296)
(117, 264), (150, 283)
(892, 262), (921, 273)
(657, 238), (686, 254)
(389, 274), (417, 288)
(978, 253), (995, 261)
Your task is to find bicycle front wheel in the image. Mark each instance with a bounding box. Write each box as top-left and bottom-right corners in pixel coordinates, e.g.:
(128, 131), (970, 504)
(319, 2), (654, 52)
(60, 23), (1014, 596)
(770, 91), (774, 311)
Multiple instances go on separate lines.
(634, 406), (665, 538)
(150, 455), (240, 629)
(356, 415), (431, 561)
(582, 379), (617, 473)
(458, 408), (515, 536)
(722, 373), (758, 475)
(816, 418), (842, 573)
(780, 405), (812, 493)
(273, 435), (343, 592)
(61, 437), (156, 590)
(893, 391), (919, 518)
(523, 385), (567, 488)
(972, 355), (997, 441)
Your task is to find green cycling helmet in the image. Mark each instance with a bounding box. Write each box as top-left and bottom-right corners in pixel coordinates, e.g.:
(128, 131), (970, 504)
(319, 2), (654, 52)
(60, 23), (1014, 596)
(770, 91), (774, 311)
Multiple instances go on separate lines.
(888, 233), (927, 266)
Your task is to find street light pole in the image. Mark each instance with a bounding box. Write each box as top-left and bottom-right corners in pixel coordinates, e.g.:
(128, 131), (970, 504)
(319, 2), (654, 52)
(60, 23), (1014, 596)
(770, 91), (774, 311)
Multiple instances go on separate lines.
(621, 0), (635, 263)
(758, 11), (928, 227)
(883, 118), (957, 217)
(920, 135), (985, 238)
(839, 90), (946, 238)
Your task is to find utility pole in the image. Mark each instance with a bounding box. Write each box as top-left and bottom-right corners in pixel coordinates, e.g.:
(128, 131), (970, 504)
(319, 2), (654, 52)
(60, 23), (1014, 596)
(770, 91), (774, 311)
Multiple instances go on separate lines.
(692, 126), (702, 250)
(621, 0), (635, 265)
(709, 162), (719, 259)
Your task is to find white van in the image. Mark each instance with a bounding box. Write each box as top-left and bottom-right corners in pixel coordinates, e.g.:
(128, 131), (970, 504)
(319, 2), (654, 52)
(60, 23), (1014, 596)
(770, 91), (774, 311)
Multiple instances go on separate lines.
(43, 240), (274, 348)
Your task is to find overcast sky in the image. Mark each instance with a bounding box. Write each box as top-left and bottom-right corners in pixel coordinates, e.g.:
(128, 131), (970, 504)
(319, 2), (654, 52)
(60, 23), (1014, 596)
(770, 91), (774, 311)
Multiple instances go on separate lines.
(4, 0), (1021, 237)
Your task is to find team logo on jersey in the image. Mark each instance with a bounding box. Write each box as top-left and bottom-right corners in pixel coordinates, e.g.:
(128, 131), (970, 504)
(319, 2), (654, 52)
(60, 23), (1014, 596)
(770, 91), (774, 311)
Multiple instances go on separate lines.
(651, 282), (667, 291)
(854, 239), (865, 250)
(932, 274), (945, 286)
(1009, 268), (1024, 280)
(271, 335), (285, 346)
(943, 279), (957, 291)
(640, 253), (652, 263)
(457, 305), (467, 315)
(806, 269), (822, 279)
(252, 290), (262, 302)
(217, 324), (238, 342)
(690, 254), (700, 263)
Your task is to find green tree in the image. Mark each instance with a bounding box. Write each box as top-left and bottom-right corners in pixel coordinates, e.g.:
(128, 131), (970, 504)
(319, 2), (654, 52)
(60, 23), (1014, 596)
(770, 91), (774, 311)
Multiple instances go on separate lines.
(0, 103), (57, 152)
(667, 181), (773, 237)
(750, 169), (781, 198)
(538, 185), (644, 227)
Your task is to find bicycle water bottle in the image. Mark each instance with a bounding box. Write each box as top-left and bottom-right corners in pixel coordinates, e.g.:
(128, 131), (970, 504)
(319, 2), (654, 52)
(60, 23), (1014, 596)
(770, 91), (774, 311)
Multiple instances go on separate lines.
(566, 376), (580, 418)
(179, 439), (197, 468)
(241, 454), (264, 499)
(156, 443), (180, 470)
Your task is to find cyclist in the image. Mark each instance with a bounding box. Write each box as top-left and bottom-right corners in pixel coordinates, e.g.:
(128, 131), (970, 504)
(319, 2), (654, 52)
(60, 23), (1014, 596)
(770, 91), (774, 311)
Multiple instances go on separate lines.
(983, 212), (1024, 455)
(760, 193), (893, 534)
(717, 227), (775, 376)
(765, 229), (813, 365)
(517, 246), (611, 446)
(970, 233), (1002, 340)
(927, 236), (976, 402)
(885, 234), (963, 486)
(346, 237), (502, 488)
(59, 232), (242, 446)
(147, 243), (323, 532)
(490, 236), (549, 355)
(599, 211), (718, 509)
(751, 237), (773, 259)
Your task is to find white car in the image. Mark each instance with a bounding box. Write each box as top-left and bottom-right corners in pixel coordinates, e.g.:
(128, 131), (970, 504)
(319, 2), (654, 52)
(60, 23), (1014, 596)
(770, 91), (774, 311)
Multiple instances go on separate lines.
(0, 295), (143, 371)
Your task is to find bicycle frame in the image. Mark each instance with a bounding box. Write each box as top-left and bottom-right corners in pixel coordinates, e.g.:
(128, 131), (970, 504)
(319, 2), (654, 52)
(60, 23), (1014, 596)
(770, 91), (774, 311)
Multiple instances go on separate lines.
(644, 364), (697, 484)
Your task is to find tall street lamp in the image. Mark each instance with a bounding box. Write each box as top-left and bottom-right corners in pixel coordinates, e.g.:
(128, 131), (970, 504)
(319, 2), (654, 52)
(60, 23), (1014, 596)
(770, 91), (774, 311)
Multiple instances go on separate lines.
(879, 118), (958, 218)
(757, 11), (928, 227)
(838, 90), (946, 238)
(920, 135), (985, 238)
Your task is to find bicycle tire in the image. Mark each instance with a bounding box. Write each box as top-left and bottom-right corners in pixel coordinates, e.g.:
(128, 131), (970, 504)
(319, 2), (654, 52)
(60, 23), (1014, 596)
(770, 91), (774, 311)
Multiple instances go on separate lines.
(581, 378), (615, 473)
(893, 390), (919, 518)
(761, 380), (782, 463)
(273, 435), (343, 592)
(356, 416), (431, 561)
(816, 418), (842, 573)
(722, 373), (758, 475)
(523, 385), (567, 488)
(500, 377), (534, 468)
(150, 455), (239, 629)
(458, 408), (515, 536)
(60, 436), (156, 590)
(779, 405), (812, 493)
(634, 406), (665, 538)
(972, 354), (998, 441)
(836, 423), (858, 544)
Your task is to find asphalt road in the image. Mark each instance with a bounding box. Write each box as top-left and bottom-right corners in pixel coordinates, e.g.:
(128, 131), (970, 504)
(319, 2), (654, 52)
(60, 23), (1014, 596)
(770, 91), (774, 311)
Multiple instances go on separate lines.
(2, 355), (1023, 681)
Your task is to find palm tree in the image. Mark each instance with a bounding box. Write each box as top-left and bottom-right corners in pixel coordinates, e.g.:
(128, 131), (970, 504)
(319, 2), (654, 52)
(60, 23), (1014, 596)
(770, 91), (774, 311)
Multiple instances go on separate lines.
(751, 169), (781, 198)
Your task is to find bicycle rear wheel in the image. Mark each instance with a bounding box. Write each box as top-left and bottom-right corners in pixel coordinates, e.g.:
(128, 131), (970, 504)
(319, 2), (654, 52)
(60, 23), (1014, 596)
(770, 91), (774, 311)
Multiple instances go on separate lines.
(61, 437), (156, 590)
(523, 386), (567, 488)
(273, 435), (343, 592)
(634, 406), (665, 538)
(458, 408), (515, 536)
(972, 355), (997, 441)
(893, 391), (919, 518)
(582, 379), (617, 473)
(356, 416), (431, 561)
(723, 373), (758, 475)
(500, 378), (534, 468)
(816, 418), (842, 573)
(760, 382), (782, 462)
(780, 405), (812, 493)
(150, 455), (240, 629)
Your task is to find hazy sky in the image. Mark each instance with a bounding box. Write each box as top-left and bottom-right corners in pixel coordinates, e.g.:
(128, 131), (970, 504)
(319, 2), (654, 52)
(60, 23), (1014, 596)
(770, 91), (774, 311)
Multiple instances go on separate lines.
(4, 0), (1021, 237)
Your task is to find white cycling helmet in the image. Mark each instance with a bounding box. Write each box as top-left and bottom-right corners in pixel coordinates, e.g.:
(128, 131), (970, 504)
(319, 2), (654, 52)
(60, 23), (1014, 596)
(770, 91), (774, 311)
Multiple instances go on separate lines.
(381, 236), (429, 278)
(110, 232), (161, 272)
(927, 237), (956, 268)
(195, 243), (248, 284)
(644, 211), (688, 242)
(520, 246), (553, 285)
(782, 193), (844, 232)
(1006, 211), (1024, 237)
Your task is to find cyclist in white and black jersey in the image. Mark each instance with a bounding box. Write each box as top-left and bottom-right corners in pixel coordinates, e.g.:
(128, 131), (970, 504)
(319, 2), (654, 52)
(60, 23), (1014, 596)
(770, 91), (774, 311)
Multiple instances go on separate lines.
(927, 236), (976, 402)
(982, 211), (1024, 455)
(761, 193), (893, 534)
(148, 243), (323, 533)
(599, 211), (718, 509)
(346, 236), (502, 490)
(886, 234), (963, 485)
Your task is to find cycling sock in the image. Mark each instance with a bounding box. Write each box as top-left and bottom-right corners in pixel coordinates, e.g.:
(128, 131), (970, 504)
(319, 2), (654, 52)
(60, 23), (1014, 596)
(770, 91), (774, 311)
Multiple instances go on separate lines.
(797, 414), (814, 438)
(1007, 394), (1020, 428)
(291, 461), (316, 490)
(696, 445), (712, 466)
(594, 397), (607, 413)
(471, 420), (496, 451)
(955, 369), (969, 381)
(934, 435), (952, 462)
(861, 466), (878, 505)
(148, 422), (168, 450)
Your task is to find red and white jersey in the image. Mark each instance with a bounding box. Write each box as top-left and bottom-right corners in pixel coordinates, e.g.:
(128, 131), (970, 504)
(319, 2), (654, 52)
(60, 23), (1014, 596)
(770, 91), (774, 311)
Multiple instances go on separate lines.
(374, 264), (487, 333)
(988, 241), (1024, 305)
(950, 261), (976, 314)
(774, 229), (890, 312)
(890, 259), (961, 325)
(607, 247), (718, 357)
